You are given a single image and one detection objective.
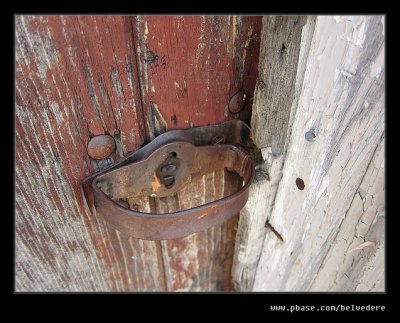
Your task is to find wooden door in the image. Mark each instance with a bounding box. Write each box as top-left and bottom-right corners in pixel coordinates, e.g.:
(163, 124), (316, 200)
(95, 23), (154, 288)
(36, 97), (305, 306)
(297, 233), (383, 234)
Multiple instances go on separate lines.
(15, 15), (261, 291)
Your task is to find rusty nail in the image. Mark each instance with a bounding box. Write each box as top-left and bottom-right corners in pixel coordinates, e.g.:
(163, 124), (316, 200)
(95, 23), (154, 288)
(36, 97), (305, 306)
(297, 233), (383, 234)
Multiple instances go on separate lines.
(211, 135), (226, 145)
(87, 134), (116, 160)
(228, 90), (247, 114)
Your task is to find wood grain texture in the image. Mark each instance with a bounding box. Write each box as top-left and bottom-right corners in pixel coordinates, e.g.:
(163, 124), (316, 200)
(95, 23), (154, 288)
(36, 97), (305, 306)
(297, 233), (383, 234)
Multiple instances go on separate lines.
(15, 15), (167, 292)
(310, 137), (385, 291)
(133, 16), (261, 135)
(252, 16), (384, 291)
(251, 16), (307, 154)
(133, 16), (262, 291)
(156, 170), (242, 291)
(15, 15), (146, 291)
(15, 15), (262, 291)
(232, 16), (316, 291)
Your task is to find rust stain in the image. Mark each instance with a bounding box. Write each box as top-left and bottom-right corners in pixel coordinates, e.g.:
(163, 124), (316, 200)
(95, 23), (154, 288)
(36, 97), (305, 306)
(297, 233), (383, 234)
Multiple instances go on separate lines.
(152, 173), (162, 192)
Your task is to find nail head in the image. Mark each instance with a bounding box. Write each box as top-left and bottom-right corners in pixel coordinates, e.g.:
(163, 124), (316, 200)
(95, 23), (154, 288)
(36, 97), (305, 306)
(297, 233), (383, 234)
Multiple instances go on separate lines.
(228, 91), (247, 114)
(305, 130), (316, 142)
(87, 134), (116, 159)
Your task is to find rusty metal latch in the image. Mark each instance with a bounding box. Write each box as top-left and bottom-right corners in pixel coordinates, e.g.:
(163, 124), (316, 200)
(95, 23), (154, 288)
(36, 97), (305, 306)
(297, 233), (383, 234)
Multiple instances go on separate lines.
(81, 120), (255, 240)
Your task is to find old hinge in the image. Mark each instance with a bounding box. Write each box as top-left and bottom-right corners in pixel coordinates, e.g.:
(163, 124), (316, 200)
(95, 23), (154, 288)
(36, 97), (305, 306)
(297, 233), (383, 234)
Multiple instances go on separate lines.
(81, 120), (255, 240)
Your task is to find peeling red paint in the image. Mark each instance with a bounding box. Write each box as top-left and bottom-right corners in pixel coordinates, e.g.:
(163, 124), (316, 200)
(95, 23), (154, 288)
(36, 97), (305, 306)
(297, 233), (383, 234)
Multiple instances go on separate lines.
(16, 15), (261, 292)
(134, 16), (262, 131)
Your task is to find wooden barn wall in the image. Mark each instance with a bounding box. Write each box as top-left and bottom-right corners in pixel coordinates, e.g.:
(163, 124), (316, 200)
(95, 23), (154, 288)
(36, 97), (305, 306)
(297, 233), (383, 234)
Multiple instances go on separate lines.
(233, 15), (385, 291)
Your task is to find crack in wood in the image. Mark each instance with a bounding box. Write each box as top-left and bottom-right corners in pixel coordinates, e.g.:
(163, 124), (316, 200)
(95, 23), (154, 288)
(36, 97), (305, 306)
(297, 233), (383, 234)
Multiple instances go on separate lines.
(265, 220), (284, 243)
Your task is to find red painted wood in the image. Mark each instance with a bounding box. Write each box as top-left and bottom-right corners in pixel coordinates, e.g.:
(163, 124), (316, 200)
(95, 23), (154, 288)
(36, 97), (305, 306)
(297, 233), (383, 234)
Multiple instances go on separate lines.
(133, 16), (262, 133)
(15, 15), (262, 291)
(16, 16), (161, 291)
(133, 16), (262, 291)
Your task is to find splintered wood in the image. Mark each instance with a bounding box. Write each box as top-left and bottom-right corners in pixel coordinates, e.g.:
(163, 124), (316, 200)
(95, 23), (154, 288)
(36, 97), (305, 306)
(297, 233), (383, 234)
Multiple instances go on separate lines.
(233, 16), (317, 291)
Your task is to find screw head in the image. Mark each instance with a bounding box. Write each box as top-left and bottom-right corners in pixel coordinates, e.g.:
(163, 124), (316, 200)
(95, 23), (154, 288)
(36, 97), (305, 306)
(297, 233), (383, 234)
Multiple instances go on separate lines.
(87, 134), (116, 159)
(305, 130), (316, 142)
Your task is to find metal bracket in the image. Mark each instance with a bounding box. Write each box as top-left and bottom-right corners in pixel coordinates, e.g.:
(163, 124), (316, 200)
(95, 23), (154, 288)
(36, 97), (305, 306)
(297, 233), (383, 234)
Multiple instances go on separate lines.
(81, 120), (255, 240)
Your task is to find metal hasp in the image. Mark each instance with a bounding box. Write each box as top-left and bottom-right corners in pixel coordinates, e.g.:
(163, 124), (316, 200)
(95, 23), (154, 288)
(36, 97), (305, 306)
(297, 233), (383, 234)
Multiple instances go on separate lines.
(81, 120), (255, 240)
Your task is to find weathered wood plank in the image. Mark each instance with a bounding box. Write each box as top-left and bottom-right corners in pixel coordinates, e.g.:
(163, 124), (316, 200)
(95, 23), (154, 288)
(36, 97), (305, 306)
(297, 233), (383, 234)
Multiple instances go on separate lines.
(355, 244), (384, 291)
(232, 16), (316, 291)
(16, 15), (262, 292)
(133, 16), (261, 134)
(310, 136), (385, 291)
(155, 170), (242, 291)
(15, 15), (165, 292)
(252, 16), (384, 291)
(251, 16), (307, 154)
(133, 15), (262, 291)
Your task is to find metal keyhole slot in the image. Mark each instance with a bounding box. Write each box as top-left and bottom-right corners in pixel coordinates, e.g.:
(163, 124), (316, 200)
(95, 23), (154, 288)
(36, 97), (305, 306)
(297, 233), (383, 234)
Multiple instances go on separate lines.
(157, 152), (181, 189)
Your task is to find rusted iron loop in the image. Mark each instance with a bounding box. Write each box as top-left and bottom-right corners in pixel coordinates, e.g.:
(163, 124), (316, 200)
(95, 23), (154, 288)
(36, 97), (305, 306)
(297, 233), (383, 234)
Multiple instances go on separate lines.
(81, 120), (254, 240)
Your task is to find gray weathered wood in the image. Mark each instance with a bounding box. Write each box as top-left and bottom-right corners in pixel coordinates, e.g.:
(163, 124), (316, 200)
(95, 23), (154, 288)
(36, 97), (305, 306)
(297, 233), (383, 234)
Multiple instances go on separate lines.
(232, 16), (316, 291)
(251, 16), (384, 291)
(310, 137), (385, 291)
(251, 16), (307, 154)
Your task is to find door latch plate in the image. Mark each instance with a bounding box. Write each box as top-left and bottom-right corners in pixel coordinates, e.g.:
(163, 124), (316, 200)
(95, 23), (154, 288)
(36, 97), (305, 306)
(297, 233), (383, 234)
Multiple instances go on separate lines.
(81, 120), (255, 240)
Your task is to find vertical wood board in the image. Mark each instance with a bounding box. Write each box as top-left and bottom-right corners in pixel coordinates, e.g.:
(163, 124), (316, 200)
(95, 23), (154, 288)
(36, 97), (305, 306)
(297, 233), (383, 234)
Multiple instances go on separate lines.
(15, 15), (262, 291)
(252, 16), (384, 291)
(310, 137), (385, 291)
(15, 16), (150, 291)
(233, 16), (316, 291)
(133, 15), (262, 291)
